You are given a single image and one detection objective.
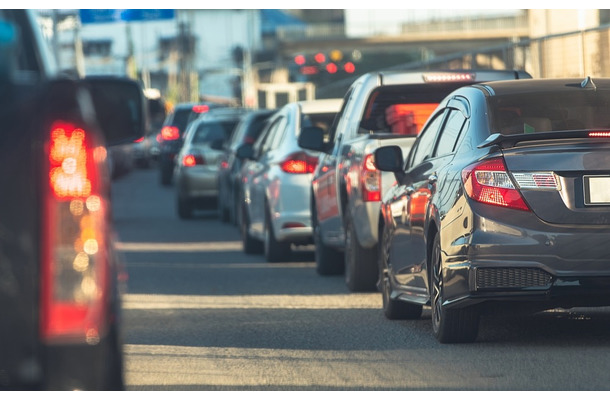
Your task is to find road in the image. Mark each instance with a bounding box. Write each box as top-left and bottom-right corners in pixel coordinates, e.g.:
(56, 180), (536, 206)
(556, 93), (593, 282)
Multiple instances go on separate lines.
(111, 167), (610, 391)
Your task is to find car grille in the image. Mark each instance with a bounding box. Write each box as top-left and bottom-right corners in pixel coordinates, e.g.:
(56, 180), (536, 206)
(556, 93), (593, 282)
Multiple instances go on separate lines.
(475, 267), (553, 290)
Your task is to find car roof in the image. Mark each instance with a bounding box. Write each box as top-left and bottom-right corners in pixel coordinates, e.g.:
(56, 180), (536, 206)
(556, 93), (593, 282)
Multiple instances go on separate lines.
(475, 77), (610, 96)
(296, 98), (343, 114)
(360, 69), (531, 86)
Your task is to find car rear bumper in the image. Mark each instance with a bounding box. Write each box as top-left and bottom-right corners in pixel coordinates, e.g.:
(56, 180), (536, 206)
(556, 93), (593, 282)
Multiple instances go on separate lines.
(440, 201), (610, 310)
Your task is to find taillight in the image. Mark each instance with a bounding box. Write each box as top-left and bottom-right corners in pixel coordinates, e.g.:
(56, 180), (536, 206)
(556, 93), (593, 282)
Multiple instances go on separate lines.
(134, 136), (144, 143)
(42, 121), (108, 344)
(280, 152), (317, 174)
(462, 157), (529, 211)
(182, 154), (205, 167)
(161, 126), (180, 141)
(192, 104), (210, 113)
(361, 154), (381, 202)
(589, 131), (610, 137)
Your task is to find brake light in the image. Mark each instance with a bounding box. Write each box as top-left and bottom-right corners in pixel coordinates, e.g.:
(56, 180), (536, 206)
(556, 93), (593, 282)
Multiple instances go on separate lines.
(361, 154), (381, 202)
(134, 136), (144, 143)
(182, 154), (205, 167)
(423, 72), (476, 82)
(589, 131), (610, 137)
(462, 157), (529, 211)
(280, 152), (318, 174)
(161, 126), (180, 141)
(42, 121), (108, 344)
(193, 104), (210, 113)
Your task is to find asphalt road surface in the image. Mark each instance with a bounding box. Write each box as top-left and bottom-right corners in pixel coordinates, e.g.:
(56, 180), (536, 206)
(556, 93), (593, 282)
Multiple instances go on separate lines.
(111, 167), (610, 391)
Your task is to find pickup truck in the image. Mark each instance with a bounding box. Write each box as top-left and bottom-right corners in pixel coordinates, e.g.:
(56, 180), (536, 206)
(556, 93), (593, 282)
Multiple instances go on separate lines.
(299, 69), (532, 292)
(0, 10), (145, 389)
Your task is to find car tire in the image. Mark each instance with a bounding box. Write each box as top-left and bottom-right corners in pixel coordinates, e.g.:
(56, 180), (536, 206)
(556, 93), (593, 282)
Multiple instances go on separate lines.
(344, 212), (378, 292)
(241, 204), (263, 254)
(218, 193), (230, 223)
(102, 325), (125, 390)
(264, 207), (291, 262)
(312, 201), (344, 275)
(177, 196), (193, 219)
(430, 232), (479, 343)
(160, 166), (172, 186)
(379, 225), (422, 320)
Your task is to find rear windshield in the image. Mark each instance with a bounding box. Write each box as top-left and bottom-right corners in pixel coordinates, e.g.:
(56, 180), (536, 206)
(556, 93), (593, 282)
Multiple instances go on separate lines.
(490, 90), (610, 135)
(191, 120), (239, 145)
(168, 108), (196, 134)
(359, 83), (468, 135)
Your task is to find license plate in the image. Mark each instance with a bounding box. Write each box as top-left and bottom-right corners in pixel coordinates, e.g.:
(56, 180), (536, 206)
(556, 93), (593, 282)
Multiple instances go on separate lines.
(584, 175), (610, 205)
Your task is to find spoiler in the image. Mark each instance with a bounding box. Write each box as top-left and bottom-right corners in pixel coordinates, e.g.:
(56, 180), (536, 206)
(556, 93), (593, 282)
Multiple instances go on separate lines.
(478, 130), (610, 149)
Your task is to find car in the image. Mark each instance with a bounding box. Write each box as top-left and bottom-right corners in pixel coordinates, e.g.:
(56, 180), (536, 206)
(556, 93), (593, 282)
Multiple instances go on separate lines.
(217, 108), (276, 224)
(0, 10), (146, 389)
(132, 94), (167, 168)
(374, 76), (610, 343)
(158, 102), (221, 185)
(237, 99), (343, 262)
(174, 107), (248, 219)
(298, 69), (532, 292)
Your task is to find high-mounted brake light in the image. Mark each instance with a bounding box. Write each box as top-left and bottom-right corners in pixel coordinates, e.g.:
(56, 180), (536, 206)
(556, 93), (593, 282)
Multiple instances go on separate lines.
(589, 131), (610, 137)
(161, 126), (180, 141)
(362, 154), (381, 202)
(280, 151), (318, 174)
(192, 104), (210, 114)
(462, 157), (529, 211)
(423, 72), (476, 83)
(42, 121), (108, 345)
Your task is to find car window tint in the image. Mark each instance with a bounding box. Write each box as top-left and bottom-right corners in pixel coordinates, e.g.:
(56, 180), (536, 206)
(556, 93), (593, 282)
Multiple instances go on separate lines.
(409, 111), (445, 167)
(434, 109), (466, 157)
(191, 121), (237, 144)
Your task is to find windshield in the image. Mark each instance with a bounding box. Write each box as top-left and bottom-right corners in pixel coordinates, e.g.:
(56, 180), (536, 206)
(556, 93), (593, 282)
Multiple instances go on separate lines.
(191, 120), (238, 145)
(490, 90), (610, 135)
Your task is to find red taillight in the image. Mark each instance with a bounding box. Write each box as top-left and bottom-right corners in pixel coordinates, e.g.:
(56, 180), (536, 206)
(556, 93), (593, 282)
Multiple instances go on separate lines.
(182, 154), (205, 167)
(280, 152), (317, 174)
(192, 104), (210, 114)
(161, 126), (180, 141)
(589, 131), (610, 137)
(462, 157), (529, 211)
(42, 121), (108, 344)
(134, 136), (144, 143)
(361, 154), (381, 202)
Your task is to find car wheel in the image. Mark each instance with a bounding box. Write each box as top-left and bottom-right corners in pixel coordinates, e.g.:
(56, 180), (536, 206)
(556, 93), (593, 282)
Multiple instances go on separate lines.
(430, 232), (479, 343)
(264, 208), (291, 262)
(241, 204), (263, 254)
(102, 324), (125, 390)
(218, 191), (230, 223)
(177, 196), (193, 219)
(379, 226), (422, 319)
(344, 212), (378, 292)
(160, 165), (172, 186)
(312, 202), (344, 275)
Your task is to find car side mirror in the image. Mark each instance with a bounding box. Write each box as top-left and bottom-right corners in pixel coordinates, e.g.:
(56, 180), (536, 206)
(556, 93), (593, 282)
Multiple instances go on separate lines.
(84, 76), (147, 146)
(298, 126), (326, 152)
(236, 143), (254, 160)
(374, 145), (406, 182)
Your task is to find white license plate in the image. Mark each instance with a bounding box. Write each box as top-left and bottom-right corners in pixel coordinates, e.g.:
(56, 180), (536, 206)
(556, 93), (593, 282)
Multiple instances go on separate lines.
(584, 175), (610, 205)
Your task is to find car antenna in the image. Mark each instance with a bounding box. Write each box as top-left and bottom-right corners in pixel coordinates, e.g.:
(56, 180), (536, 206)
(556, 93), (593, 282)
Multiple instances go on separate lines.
(581, 76), (597, 90)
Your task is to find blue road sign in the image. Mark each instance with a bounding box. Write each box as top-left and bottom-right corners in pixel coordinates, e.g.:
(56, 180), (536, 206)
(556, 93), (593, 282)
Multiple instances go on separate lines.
(79, 9), (175, 24)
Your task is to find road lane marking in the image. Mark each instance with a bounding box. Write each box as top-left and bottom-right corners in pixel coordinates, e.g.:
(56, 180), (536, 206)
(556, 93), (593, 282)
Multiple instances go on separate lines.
(116, 241), (243, 252)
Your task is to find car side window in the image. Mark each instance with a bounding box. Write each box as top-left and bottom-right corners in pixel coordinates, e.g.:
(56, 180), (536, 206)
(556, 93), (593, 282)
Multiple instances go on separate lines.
(408, 110), (445, 168)
(268, 116), (288, 150)
(433, 108), (466, 157)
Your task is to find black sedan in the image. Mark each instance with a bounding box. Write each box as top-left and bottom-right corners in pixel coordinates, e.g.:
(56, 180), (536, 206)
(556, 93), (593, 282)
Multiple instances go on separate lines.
(374, 77), (610, 343)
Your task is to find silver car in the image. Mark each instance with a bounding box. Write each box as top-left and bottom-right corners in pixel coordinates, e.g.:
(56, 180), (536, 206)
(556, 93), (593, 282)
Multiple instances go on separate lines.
(238, 99), (342, 262)
(174, 108), (247, 219)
